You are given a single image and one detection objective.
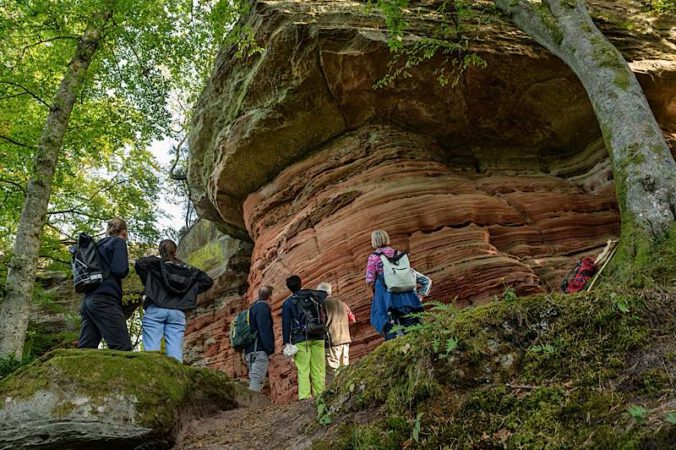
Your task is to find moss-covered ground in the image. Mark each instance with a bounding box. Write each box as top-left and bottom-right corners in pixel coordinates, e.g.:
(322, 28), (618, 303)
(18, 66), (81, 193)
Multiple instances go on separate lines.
(314, 288), (675, 449)
(0, 349), (242, 431)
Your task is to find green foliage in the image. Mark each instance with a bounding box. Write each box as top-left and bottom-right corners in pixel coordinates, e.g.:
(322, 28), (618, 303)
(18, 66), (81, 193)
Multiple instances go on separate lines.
(0, 0), (245, 277)
(316, 395), (332, 426)
(371, 0), (490, 89)
(610, 291), (631, 313)
(627, 405), (648, 422)
(318, 289), (675, 449)
(0, 349), (243, 429)
(528, 343), (556, 355)
(0, 353), (34, 379)
(411, 412), (423, 443)
(645, 0), (676, 14)
(666, 411), (676, 425)
(502, 286), (518, 302)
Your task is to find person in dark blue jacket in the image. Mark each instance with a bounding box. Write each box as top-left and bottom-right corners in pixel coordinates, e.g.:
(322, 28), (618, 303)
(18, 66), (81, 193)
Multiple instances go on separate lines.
(78, 218), (132, 351)
(244, 285), (275, 392)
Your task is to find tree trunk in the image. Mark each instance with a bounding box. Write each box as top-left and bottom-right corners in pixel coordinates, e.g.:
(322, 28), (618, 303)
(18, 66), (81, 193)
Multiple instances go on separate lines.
(495, 0), (676, 280)
(0, 6), (114, 358)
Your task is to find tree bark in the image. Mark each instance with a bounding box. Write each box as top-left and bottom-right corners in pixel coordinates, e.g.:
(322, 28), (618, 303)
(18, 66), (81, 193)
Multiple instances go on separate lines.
(495, 0), (676, 279)
(0, 6), (114, 358)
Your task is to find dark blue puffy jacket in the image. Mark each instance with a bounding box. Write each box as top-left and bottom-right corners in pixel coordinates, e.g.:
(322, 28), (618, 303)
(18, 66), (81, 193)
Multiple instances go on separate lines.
(86, 236), (129, 301)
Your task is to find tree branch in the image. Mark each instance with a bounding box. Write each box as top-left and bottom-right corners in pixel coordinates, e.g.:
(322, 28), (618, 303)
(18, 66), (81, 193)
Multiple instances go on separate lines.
(0, 178), (26, 193)
(168, 134), (189, 181)
(46, 176), (127, 216)
(38, 254), (70, 266)
(20, 36), (79, 59)
(46, 208), (109, 221)
(0, 134), (36, 149)
(0, 81), (52, 109)
(494, 0), (560, 53)
(44, 222), (76, 241)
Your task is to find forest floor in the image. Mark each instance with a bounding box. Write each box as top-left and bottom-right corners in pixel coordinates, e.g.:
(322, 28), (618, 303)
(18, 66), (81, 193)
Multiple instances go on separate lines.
(173, 397), (327, 450)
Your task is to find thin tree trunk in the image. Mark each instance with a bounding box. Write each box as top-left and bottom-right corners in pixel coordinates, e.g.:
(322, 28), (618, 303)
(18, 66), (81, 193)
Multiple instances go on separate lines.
(495, 0), (676, 278)
(0, 6), (114, 358)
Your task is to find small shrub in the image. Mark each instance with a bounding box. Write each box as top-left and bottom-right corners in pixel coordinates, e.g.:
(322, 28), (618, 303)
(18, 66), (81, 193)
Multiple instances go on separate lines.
(0, 353), (34, 379)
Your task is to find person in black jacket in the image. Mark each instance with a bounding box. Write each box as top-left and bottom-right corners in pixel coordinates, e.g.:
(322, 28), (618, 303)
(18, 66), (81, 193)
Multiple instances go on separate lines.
(281, 275), (328, 400)
(244, 285), (275, 392)
(135, 239), (213, 362)
(78, 218), (132, 351)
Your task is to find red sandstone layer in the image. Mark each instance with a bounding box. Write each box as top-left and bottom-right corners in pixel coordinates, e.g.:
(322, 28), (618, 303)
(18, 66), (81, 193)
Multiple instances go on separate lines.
(240, 125), (619, 403)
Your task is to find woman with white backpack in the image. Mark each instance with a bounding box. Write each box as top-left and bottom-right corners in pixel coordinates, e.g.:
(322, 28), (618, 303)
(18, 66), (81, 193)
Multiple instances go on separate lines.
(365, 230), (427, 340)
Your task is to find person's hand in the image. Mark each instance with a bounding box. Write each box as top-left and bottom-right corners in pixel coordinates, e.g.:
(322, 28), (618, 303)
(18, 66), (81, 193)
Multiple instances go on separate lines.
(283, 343), (298, 357)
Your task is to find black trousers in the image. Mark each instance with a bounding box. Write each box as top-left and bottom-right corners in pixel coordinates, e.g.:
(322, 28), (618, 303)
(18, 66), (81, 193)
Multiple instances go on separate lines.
(78, 295), (132, 351)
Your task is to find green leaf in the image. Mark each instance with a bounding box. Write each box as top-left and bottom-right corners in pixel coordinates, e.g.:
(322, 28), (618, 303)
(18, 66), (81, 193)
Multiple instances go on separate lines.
(445, 337), (458, 354)
(412, 412), (423, 442)
(628, 405), (647, 422)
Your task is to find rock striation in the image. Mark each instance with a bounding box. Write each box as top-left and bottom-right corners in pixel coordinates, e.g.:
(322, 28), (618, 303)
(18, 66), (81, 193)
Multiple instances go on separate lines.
(186, 0), (676, 402)
(178, 220), (252, 383)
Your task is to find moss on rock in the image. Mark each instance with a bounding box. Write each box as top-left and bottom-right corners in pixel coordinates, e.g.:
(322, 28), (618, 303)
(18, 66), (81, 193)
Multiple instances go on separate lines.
(0, 349), (253, 448)
(315, 289), (676, 449)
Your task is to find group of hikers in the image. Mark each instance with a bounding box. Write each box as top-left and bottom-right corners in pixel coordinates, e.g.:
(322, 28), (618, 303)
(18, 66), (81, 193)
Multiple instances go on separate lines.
(233, 229), (431, 399)
(76, 218), (213, 361)
(73, 218), (431, 400)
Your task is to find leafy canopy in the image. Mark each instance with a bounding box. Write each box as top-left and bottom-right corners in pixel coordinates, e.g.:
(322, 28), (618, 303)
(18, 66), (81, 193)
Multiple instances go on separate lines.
(0, 0), (246, 280)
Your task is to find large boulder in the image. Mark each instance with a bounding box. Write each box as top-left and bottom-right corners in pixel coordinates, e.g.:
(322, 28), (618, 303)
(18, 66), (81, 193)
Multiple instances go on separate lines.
(186, 0), (675, 402)
(0, 349), (258, 450)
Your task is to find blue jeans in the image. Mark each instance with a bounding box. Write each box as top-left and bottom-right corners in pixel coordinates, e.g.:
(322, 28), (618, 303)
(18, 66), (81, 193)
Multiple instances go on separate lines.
(142, 304), (186, 362)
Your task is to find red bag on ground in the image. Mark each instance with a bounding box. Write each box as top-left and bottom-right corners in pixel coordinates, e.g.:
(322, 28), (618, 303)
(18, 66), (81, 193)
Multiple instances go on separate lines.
(561, 257), (597, 293)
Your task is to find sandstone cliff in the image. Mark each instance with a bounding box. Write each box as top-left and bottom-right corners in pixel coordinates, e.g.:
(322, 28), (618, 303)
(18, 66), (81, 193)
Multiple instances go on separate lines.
(186, 0), (675, 403)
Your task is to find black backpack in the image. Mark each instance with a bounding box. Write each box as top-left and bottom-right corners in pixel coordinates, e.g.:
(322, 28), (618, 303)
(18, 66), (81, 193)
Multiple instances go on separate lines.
(292, 291), (326, 337)
(69, 233), (109, 293)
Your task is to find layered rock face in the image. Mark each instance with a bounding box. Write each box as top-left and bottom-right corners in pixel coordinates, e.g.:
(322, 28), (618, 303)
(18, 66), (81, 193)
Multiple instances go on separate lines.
(187, 1), (675, 402)
(178, 220), (252, 382)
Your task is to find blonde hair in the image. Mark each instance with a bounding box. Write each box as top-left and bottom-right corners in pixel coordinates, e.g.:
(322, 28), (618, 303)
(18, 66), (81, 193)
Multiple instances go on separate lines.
(371, 230), (390, 249)
(317, 282), (332, 295)
(106, 218), (127, 237)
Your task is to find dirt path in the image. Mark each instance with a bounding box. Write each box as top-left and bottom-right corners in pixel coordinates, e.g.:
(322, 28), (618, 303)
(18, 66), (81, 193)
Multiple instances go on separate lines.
(173, 399), (326, 450)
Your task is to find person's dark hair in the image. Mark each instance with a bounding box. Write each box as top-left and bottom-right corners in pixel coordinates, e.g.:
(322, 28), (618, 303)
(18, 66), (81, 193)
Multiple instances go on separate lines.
(259, 285), (273, 300)
(106, 218), (127, 237)
(159, 239), (178, 261)
(286, 275), (302, 293)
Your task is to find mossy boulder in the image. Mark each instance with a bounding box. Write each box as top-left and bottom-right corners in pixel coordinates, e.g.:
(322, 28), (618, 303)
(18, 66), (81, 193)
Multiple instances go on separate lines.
(315, 289), (676, 449)
(0, 349), (257, 450)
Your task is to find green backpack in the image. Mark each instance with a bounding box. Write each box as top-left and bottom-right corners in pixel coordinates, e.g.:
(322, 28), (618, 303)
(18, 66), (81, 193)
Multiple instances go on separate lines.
(229, 306), (256, 351)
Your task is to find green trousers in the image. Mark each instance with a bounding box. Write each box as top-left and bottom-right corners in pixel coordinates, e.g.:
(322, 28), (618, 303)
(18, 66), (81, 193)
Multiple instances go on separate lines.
(293, 339), (326, 400)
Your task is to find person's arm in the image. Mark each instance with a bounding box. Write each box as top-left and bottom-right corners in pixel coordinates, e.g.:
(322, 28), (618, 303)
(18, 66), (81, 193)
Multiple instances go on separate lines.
(195, 270), (214, 294)
(134, 256), (155, 285)
(365, 253), (378, 292)
(110, 238), (130, 279)
(255, 303), (275, 355)
(282, 300), (292, 345)
(414, 271), (432, 297)
(346, 304), (356, 324)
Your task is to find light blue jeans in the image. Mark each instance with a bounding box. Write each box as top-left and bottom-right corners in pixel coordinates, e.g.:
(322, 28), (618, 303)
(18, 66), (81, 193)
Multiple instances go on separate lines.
(142, 304), (186, 362)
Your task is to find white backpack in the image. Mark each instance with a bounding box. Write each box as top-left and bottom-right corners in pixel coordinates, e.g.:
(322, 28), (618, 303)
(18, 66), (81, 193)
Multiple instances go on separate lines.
(378, 252), (417, 293)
